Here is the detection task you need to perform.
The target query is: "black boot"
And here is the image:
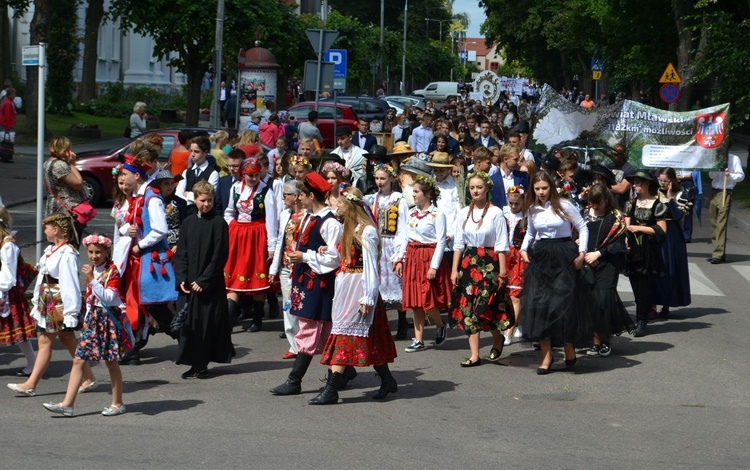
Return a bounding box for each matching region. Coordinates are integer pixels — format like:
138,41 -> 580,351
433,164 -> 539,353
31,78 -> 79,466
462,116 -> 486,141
270,353 -> 313,395
119,349 -> 141,366
267,292 -> 280,319
245,301 -> 264,332
308,371 -> 343,405
228,298 -> 240,326
372,364 -> 398,399
395,310 -> 408,340
633,320 -> 647,337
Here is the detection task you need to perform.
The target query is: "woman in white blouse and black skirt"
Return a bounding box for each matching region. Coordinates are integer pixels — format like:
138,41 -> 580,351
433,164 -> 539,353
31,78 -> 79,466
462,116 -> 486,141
520,171 -> 592,375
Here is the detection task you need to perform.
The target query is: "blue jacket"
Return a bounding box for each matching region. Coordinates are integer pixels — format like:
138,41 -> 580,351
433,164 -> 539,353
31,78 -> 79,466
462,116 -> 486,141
490,169 -> 530,207
217,175 -> 238,214
352,133 -> 377,152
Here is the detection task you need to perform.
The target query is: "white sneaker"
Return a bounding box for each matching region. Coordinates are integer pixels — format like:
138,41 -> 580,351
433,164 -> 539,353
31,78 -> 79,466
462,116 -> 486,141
404,339 -> 425,353
513,327 -> 523,338
503,335 -> 512,346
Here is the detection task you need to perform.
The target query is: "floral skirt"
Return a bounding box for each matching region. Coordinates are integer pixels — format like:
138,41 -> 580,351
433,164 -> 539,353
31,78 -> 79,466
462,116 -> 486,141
320,299 -> 397,367
450,246 -> 514,335
0,287 -> 36,347
402,242 -> 452,311
224,220 -> 270,293
75,305 -> 134,362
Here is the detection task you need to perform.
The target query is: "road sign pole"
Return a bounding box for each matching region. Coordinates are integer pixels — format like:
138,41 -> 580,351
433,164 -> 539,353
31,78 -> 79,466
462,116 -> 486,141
36,43 -> 46,260
314,31 -> 323,111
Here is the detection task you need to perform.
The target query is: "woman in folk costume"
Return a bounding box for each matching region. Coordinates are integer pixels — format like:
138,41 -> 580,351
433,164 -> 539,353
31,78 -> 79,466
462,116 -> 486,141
312,187 -> 398,405
118,153 -> 178,365
223,158 -> 278,333
364,163 -> 410,339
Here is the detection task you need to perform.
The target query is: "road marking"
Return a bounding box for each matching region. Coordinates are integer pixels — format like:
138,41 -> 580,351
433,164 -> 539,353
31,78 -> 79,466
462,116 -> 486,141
617,262 -> 725,297
732,265 -> 750,285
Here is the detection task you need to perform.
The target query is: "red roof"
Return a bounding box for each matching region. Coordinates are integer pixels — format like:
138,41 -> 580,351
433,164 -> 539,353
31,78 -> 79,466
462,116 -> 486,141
463,37 -> 493,56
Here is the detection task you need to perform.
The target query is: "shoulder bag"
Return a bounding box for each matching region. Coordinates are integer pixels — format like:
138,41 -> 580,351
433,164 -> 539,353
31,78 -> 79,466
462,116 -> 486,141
43,162 -> 97,226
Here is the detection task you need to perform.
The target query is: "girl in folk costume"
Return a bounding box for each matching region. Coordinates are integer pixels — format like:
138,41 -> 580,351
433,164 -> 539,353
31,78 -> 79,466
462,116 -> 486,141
502,186 -> 528,345
175,182 -> 235,379
118,154 -> 178,366
321,160 -> 351,210
150,169 -> 187,254
312,187 -> 398,405
364,163 -> 410,339
110,166 -> 132,275
450,171 -> 513,367
7,214 -> 96,396
394,176 -> 451,353
269,180 -> 306,359
0,205 -> 37,377
223,158 -> 278,332
290,154 -> 313,182
42,234 -> 132,417
583,185 -> 634,358
270,172 -> 343,397
520,171 -> 592,375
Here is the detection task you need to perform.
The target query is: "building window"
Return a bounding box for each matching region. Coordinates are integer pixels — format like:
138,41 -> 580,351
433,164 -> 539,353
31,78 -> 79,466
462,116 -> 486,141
490,62 -> 499,72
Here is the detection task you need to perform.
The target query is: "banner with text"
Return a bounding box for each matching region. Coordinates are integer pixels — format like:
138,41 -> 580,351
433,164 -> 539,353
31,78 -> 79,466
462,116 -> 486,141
532,85 -> 729,170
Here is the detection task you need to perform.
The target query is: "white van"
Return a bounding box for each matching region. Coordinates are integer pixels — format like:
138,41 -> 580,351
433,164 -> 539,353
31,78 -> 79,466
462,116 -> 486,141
412,82 -> 460,101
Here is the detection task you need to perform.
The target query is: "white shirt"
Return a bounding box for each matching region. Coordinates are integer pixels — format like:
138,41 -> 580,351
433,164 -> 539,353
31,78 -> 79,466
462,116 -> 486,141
223,180 -> 279,252
356,224 -> 380,306
86,263 -> 124,310
175,160 -> 220,204
500,167 -> 515,194
522,148 -> 535,162
0,241 -> 19,317
331,145 -> 367,189
118,183 -> 169,251
395,204 -> 447,270
709,153 -> 745,190
503,206 -> 524,246
31,244 -> 81,328
300,206 -> 343,275
411,125 -> 434,153
521,198 -> 588,252
453,205 -> 509,253
436,175 -> 459,239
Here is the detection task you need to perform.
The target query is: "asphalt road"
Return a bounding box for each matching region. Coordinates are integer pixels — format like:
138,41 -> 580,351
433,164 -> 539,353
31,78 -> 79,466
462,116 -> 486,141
1,192 -> 750,469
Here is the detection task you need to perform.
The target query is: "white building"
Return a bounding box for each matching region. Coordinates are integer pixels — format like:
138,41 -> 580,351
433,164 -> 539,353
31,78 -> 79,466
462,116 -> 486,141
6,2 -> 186,93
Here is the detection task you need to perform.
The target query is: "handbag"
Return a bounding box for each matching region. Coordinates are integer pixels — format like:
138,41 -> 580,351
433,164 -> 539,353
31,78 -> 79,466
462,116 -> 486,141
123,126 -> 132,138
0,132 -> 13,160
43,163 -> 98,226
170,299 -> 190,334
579,264 -> 595,286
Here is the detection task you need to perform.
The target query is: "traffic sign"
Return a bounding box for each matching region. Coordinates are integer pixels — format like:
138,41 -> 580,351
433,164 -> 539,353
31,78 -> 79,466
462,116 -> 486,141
306,29 -> 339,56
22,45 -> 40,66
304,60 -> 335,92
592,71 -> 602,81
591,58 -> 603,72
459,50 -> 468,63
238,48 -> 246,71
659,83 -> 681,104
325,49 -> 347,79
659,62 -> 682,83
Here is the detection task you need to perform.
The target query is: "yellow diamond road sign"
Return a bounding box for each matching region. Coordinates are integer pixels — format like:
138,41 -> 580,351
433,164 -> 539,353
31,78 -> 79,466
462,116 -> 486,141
659,63 -> 682,84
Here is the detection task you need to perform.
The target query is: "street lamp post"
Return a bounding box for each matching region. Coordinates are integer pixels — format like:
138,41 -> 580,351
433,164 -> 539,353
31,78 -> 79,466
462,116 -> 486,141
425,18 -> 454,46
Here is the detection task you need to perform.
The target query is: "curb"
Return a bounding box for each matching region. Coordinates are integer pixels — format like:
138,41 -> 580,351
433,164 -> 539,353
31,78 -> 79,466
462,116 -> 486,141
6,198 -> 39,209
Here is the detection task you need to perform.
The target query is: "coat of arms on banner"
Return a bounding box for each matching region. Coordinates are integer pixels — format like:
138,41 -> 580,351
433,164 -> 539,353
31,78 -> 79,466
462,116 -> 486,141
694,112 -> 726,149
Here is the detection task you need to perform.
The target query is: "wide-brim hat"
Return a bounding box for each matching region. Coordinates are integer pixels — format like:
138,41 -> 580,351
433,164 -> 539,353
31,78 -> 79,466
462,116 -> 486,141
426,151 -> 454,168
590,164 -> 616,187
541,156 -> 561,172
149,169 -> 181,185
389,142 -> 416,158
336,126 -> 352,137
364,144 -> 389,161
400,157 -> 433,178
512,120 -> 531,134
319,152 -> 346,167
625,169 -> 656,184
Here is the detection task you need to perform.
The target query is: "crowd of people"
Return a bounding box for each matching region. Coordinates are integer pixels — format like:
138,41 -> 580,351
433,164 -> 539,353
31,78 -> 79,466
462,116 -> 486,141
0,92 -> 745,415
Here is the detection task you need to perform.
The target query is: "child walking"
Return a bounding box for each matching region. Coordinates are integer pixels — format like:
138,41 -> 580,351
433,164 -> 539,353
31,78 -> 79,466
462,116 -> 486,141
42,234 -> 132,417
502,186 -> 527,345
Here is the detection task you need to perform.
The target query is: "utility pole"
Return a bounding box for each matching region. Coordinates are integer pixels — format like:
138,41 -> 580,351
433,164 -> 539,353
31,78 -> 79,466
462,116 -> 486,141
211,0 -> 225,129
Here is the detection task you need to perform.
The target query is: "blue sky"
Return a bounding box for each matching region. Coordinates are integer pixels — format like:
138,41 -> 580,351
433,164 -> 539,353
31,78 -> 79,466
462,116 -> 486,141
453,0 -> 484,38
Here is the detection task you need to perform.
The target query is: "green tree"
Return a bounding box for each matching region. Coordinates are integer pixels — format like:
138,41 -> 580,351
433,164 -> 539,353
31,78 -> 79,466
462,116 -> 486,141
46,0 -> 79,114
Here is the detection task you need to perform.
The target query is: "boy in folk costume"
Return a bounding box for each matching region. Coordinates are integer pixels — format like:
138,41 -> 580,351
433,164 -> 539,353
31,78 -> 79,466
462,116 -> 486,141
270,172 -> 345,396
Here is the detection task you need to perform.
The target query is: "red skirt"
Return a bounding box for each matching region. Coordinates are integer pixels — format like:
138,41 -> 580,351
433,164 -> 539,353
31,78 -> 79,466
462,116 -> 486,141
402,242 -> 452,310
224,220 -> 270,293
506,246 -> 527,299
0,287 -> 36,346
320,300 -> 397,367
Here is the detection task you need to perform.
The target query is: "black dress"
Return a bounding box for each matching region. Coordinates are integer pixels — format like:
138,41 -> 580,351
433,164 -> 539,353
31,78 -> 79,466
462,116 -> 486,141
174,210 -> 235,368
585,210 -> 634,338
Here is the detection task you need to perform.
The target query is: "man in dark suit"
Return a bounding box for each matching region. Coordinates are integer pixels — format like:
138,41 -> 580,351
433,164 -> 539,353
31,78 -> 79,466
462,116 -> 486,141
218,149 -> 245,214
427,118 -> 460,155
490,144 -> 530,207
352,118 -> 377,152
476,119 -> 500,149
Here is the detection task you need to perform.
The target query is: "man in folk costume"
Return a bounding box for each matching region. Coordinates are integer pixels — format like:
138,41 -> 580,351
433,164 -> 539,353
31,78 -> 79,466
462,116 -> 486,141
270,172 -> 346,396
119,155 -> 178,365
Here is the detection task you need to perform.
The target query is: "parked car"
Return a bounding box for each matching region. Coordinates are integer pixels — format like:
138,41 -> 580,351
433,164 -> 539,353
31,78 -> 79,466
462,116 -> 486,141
286,101 -> 359,149
320,96 -> 391,122
411,82 -> 461,101
384,100 -> 405,116
75,127 -> 214,205
384,95 -> 426,112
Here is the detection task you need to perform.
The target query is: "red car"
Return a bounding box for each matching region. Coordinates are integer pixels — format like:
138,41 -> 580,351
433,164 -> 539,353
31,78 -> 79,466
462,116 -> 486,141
286,101 -> 359,149
74,127 -> 214,205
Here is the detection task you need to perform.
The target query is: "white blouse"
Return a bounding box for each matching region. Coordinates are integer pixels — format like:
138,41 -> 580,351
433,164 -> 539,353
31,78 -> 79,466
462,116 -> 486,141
358,224 -> 380,306
0,241 -> 19,317
224,180 -> 279,252
86,264 -> 123,310
31,244 -> 81,328
118,183 -> 169,251
395,204 -> 447,270
436,176 -> 460,236
300,206 -> 343,275
453,205 -> 509,253
520,198 -> 588,252
503,206 -> 524,246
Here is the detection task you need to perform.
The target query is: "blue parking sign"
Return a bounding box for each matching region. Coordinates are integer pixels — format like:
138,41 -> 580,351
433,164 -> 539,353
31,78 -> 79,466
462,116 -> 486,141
325,49 -> 347,79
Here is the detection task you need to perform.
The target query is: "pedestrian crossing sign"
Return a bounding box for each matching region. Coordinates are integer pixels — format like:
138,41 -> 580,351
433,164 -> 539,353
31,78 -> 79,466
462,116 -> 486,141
659,63 -> 682,84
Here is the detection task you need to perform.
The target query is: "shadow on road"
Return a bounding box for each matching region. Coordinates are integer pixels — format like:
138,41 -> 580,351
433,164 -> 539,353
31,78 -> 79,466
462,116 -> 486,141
128,399 -> 204,415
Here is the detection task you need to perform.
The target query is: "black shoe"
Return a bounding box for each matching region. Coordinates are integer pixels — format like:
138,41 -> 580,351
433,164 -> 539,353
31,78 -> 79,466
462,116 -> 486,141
279,332 -> 287,339
659,306 -> 670,319
633,320 -> 647,337
460,358 -> 482,367
119,349 -> 141,365
536,356 -> 555,375
15,369 -> 31,377
245,323 -> 261,332
565,357 -> 577,370
709,257 -> 723,264
181,367 -> 208,379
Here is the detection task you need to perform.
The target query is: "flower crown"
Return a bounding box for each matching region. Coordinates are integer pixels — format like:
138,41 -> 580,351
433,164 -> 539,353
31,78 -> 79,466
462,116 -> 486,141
82,234 -> 112,247
467,170 -> 494,189
112,164 -> 123,177
321,161 -> 351,179
506,185 -> 525,195
372,163 -> 397,177
414,175 -> 441,199
342,188 -> 365,206
290,155 -> 311,168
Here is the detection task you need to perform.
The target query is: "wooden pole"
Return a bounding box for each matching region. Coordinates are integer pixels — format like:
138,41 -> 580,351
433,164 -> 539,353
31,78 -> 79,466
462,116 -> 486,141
722,171 -> 728,207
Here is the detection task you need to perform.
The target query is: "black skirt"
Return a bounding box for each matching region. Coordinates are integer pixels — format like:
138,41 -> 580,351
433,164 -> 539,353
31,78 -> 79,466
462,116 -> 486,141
521,238 -> 594,344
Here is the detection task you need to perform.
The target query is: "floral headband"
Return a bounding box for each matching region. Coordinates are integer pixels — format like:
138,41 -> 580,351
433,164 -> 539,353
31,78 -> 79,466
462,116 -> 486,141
342,187 -> 365,206
321,161 -> 351,179
414,175 -> 441,199
372,163 -> 397,177
289,155 -> 312,168
112,164 -> 123,177
82,234 -> 112,248
506,185 -> 525,195
468,170 -> 494,189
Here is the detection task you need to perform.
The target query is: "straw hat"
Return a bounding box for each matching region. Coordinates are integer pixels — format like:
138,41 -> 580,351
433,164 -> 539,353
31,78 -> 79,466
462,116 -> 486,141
389,142 -> 416,158
426,151 -> 454,168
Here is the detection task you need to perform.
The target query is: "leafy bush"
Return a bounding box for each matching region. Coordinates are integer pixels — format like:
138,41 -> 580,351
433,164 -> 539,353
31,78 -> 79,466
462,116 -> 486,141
73,81 -> 187,122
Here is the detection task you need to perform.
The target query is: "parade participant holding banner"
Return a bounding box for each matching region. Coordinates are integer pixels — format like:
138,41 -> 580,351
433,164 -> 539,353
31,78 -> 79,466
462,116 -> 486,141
708,154 -> 745,264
